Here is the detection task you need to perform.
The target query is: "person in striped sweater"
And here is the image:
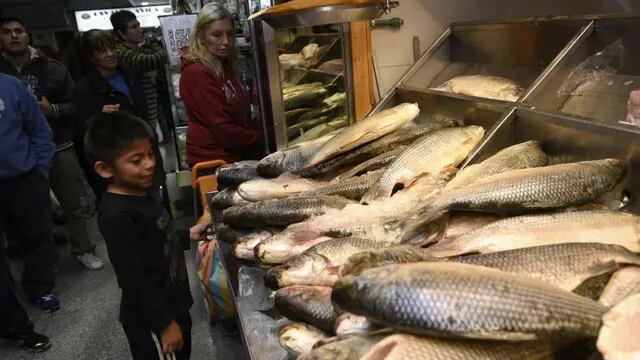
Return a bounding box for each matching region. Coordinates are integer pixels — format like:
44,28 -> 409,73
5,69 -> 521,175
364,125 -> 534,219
110,10 -> 168,142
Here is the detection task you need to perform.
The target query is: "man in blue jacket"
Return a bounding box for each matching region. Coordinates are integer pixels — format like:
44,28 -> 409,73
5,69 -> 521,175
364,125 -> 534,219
0,73 -> 55,352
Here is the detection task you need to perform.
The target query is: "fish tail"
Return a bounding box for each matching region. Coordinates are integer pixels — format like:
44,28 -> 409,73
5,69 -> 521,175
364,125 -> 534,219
360,180 -> 391,204
399,200 -> 446,243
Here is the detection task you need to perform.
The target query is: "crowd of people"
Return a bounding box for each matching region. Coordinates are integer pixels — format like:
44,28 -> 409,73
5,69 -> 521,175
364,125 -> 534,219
0,3 -> 262,359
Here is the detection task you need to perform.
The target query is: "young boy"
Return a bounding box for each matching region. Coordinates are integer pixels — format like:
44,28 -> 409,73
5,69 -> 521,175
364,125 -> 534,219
85,111 -> 193,359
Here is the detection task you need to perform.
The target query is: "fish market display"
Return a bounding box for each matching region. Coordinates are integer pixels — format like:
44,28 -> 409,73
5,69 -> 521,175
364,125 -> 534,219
400,159 -> 627,241
265,237 -> 393,288
233,228 -> 279,261
307,103 -> 420,166
334,313 -> 382,336
210,188 -> 251,209
238,173 -> 328,201
223,195 -> 353,228
427,210 -> 640,257
277,322 -> 329,357
443,140 -> 549,190
274,285 -> 339,332
360,334 -> 555,360
597,293 -> 640,360
599,266 -> 640,307
300,170 -> 382,200
434,75 -> 524,102
335,147 -> 405,181
257,133 -> 336,177
362,125 -> 485,202
333,262 -> 607,340
298,335 -> 383,360
210,98 -> 639,359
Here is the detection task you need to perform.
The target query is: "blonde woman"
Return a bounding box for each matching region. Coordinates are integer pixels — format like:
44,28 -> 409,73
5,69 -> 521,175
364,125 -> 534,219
179,3 -> 262,167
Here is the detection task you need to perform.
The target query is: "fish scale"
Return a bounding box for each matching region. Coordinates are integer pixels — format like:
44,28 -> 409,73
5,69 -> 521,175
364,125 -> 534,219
275,285 -> 339,332
333,262 -> 606,340
301,171 -> 382,200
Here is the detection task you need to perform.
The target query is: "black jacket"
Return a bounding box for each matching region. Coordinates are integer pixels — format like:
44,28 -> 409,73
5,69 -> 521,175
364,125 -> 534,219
74,65 -> 149,138
0,48 -> 76,150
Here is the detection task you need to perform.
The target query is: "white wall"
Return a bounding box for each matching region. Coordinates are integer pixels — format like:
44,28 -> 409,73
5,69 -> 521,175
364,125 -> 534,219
371,0 -> 605,94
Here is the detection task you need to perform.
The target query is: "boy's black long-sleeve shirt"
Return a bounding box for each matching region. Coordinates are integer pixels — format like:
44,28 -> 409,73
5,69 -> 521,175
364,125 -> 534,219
98,192 -> 192,334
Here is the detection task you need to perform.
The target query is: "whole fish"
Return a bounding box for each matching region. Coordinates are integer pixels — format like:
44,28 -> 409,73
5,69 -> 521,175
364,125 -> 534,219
307,103 -> 420,166
233,228 -> 280,261
453,243 -> 640,292
257,133 -> 336,177
597,293 -> 640,360
238,173 -> 328,201
210,188 -> 251,209
266,176 -> 445,254
332,262 -> 607,340
265,238 -> 393,288
362,126 -> 485,203
334,147 -> 405,181
334,313 -> 382,336
298,335 -> 383,360
216,162 -> 262,189
284,86 -> 328,110
427,210 -> 640,257
599,266 -> 640,307
444,140 -> 549,190
223,195 -> 354,228
301,171 -> 383,201
435,75 -> 523,102
289,117 -> 348,146
340,245 -> 439,277
400,159 -> 627,242
360,334 -> 554,360
277,322 -> 329,357
274,285 -> 339,332
287,115 -> 333,139
297,119 -> 457,178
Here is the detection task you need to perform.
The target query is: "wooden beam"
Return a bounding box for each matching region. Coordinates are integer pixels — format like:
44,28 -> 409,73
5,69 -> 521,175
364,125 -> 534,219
350,20 -> 374,120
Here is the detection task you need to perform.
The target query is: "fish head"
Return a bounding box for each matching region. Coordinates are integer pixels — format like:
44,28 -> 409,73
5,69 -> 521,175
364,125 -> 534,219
277,323 -> 325,356
255,232 -> 296,265
334,313 -> 377,335
463,125 -> 486,142
597,158 -> 628,181
275,285 -> 332,309
266,253 -> 335,287
499,84 -> 524,101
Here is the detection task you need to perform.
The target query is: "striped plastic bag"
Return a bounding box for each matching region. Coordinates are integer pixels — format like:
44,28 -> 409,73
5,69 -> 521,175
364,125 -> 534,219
196,239 -> 236,322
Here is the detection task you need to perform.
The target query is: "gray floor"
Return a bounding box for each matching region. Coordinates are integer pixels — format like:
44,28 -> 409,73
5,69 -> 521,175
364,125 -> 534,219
0,217 -> 245,360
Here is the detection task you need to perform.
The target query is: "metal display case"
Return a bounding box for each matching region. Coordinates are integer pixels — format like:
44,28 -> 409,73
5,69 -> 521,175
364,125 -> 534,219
251,13 -> 359,151
524,17 -> 640,133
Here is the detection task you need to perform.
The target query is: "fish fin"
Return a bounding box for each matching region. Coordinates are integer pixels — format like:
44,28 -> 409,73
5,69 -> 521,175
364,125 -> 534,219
399,199 -> 447,243
360,181 -> 391,205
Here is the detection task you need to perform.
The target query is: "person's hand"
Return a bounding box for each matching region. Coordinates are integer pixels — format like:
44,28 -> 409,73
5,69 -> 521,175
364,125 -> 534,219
160,320 -> 183,354
190,210 -> 213,242
102,104 -> 120,113
38,96 -> 54,118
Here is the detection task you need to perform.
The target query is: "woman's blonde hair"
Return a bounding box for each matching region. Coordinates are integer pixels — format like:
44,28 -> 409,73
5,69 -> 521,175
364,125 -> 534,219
185,3 -> 235,80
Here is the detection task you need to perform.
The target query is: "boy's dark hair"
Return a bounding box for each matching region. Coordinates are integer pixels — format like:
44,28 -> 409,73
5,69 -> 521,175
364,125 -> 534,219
84,111 -> 154,167
110,10 -> 137,39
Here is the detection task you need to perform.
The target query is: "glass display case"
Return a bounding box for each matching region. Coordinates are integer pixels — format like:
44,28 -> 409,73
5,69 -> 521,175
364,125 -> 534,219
251,10 -> 361,150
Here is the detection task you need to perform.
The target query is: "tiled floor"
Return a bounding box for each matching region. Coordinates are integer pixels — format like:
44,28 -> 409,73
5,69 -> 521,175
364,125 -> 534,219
0,217 -> 245,360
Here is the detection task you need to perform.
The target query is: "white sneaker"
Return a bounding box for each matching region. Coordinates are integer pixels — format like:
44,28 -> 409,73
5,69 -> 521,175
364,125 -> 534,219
76,253 -> 104,271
